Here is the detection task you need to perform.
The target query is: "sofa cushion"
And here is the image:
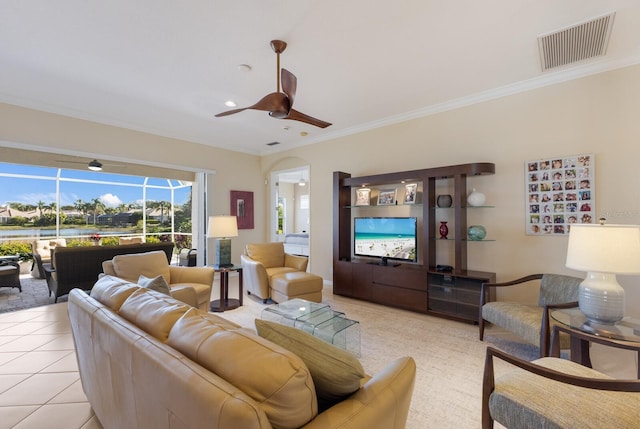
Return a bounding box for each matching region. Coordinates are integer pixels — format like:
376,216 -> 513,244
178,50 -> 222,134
246,242 -> 285,269
90,275 -> 141,311
119,288 -> 191,342
138,274 -> 171,296
168,310 -> 317,429
255,319 -> 366,409
111,250 -> 171,283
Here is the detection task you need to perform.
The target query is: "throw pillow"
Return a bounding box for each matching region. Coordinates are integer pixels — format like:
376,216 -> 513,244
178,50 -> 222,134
255,319 -> 366,410
138,274 -> 171,296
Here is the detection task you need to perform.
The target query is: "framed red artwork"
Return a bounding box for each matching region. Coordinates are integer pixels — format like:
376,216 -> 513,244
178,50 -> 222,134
230,190 -> 254,229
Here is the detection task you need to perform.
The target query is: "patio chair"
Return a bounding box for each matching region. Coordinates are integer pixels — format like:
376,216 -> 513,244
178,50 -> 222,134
0,260 -> 22,292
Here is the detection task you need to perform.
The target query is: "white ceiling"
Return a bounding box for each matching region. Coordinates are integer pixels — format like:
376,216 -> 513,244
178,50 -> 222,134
1,1 -> 639,156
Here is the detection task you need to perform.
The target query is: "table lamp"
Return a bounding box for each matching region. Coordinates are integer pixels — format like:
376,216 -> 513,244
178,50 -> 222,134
208,215 -> 238,268
565,222 -> 640,324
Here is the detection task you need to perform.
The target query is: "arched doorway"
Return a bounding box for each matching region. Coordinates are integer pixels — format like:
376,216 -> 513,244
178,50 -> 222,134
270,166 -> 310,257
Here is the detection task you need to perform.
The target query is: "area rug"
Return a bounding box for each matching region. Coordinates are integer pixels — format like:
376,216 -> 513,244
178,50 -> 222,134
220,285 -> 535,429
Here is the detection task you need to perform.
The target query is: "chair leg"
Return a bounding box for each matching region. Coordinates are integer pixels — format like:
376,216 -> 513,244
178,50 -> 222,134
479,317 -> 485,341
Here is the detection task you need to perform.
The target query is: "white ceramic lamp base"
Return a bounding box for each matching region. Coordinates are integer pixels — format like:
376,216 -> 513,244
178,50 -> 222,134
578,272 -> 625,325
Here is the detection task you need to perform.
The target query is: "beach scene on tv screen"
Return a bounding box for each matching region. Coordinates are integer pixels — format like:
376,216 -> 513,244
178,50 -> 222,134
354,217 -> 416,261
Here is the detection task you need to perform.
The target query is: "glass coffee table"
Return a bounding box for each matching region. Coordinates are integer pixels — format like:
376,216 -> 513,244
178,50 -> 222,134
262,298 -> 361,356
551,308 -> 640,376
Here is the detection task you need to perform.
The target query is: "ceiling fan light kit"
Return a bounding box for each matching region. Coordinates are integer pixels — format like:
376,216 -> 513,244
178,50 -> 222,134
215,40 -> 331,128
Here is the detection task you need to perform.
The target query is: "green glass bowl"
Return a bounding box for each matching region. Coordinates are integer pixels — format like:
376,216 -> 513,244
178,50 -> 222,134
467,225 -> 487,241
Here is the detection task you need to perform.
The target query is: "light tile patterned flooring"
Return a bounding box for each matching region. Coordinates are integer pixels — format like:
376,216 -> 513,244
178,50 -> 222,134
0,302 -> 102,429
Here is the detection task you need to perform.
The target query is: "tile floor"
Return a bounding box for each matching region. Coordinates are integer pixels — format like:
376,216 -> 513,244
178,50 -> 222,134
0,302 -> 102,429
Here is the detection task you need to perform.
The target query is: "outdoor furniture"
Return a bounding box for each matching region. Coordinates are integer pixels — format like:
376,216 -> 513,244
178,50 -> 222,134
178,248 -> 197,266
30,238 -> 67,278
0,260 -> 21,292
479,273 -> 581,357
43,242 -> 175,302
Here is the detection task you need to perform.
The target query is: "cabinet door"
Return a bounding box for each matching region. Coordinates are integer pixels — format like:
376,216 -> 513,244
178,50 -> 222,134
333,261 -> 353,296
352,263 -> 373,300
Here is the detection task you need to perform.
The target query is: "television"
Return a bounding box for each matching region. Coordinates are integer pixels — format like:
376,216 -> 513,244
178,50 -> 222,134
354,217 -> 417,262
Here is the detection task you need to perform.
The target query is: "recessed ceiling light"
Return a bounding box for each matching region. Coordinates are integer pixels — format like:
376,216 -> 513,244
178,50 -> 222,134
224,100 -> 237,107
300,131 -> 308,137
237,64 -> 252,72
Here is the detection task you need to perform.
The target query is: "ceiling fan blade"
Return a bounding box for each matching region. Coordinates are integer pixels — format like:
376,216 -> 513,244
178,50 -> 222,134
214,107 -> 251,118
215,92 -> 290,118
284,109 -> 332,128
281,68 -> 297,109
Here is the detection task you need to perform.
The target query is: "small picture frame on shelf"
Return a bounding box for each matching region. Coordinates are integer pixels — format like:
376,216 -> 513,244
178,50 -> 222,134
403,183 -> 417,204
377,189 -> 397,205
355,188 -> 371,206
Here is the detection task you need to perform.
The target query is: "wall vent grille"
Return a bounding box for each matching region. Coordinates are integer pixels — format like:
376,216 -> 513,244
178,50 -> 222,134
538,12 -> 615,71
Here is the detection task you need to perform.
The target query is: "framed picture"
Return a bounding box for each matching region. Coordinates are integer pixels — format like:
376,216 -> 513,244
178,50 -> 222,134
377,189 -> 397,206
525,153 -> 594,235
355,188 -> 371,206
403,183 -> 417,204
230,190 -> 254,229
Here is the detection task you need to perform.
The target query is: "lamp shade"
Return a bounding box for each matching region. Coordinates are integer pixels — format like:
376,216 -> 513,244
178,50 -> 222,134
566,223 -> 640,324
566,224 -> 640,274
208,216 -> 238,238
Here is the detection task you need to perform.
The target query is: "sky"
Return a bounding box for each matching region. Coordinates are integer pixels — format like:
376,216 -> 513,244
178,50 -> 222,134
0,163 -> 192,208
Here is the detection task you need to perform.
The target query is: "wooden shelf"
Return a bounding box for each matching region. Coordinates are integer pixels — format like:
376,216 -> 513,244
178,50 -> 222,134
333,163 -> 496,323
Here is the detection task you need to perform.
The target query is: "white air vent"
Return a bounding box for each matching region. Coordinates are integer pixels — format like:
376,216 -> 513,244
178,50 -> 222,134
538,12 -> 615,71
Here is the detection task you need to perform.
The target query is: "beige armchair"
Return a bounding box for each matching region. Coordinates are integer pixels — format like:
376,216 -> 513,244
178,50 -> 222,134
102,250 -> 214,310
240,242 -> 309,303
479,273 -> 582,357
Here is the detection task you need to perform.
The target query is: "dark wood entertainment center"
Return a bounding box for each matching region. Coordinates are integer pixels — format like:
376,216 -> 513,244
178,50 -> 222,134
333,163 -> 496,323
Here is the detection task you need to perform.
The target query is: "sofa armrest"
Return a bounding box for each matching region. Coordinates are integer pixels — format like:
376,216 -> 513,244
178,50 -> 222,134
169,266 -> 215,285
102,260 -> 117,276
285,253 -> 308,272
301,357 -> 416,429
169,285 -> 199,308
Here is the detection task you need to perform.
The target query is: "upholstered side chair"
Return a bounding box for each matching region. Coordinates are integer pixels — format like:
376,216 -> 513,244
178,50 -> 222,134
479,273 -> 582,357
482,325 -> 640,429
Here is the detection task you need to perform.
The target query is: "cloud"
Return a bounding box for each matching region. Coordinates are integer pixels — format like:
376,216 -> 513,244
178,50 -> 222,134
99,193 -> 123,207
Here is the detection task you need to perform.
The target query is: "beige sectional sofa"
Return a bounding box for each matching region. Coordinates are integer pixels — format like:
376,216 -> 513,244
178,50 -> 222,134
68,275 -> 416,429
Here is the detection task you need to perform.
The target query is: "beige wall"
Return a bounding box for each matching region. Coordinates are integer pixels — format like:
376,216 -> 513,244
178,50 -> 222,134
262,64 -> 640,316
3,64 -> 640,315
0,103 -> 264,266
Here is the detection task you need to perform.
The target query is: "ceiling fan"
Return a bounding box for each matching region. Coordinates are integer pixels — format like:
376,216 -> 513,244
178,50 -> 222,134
215,40 -> 332,129
56,159 -> 124,171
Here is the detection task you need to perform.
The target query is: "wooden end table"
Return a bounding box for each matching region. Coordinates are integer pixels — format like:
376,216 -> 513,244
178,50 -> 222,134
209,265 -> 243,312
551,307 -> 640,378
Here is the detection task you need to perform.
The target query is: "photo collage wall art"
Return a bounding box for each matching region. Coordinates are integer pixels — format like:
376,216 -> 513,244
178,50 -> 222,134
525,154 -> 595,235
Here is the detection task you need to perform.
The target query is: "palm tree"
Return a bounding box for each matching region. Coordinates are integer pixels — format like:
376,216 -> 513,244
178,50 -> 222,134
36,200 -> 45,216
91,198 -> 105,225
75,199 -> 88,224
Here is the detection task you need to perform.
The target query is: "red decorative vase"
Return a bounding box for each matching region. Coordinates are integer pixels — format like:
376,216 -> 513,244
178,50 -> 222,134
439,221 -> 449,239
